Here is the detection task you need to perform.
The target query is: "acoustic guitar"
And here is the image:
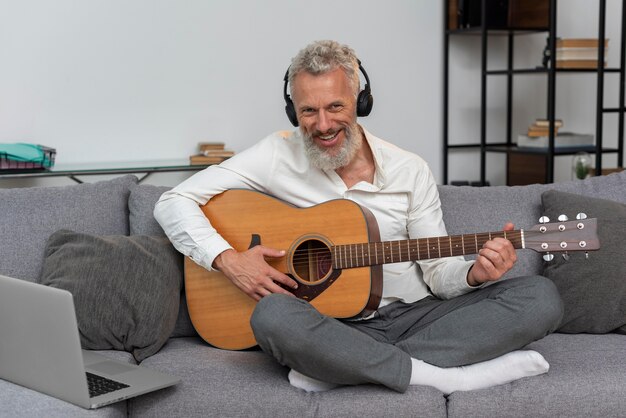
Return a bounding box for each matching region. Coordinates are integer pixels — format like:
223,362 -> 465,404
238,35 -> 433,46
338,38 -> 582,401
184,189 -> 600,350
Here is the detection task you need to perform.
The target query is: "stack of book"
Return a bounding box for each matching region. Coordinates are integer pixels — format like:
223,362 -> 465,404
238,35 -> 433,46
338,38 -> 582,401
189,142 -> 235,165
555,38 -> 609,69
518,119 -> 594,149
527,119 -> 563,137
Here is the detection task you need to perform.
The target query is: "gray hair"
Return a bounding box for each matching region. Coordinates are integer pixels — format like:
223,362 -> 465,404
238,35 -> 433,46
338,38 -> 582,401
288,40 -> 360,97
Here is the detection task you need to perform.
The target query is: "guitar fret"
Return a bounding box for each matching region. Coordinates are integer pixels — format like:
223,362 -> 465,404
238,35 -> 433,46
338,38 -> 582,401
360,243 -> 365,267
332,229 -> 530,270
349,245 -> 353,268
375,242 -> 379,265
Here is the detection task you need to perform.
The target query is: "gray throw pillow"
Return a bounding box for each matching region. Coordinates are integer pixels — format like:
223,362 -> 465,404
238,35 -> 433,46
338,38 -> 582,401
40,230 -> 183,362
128,183 -> 198,338
541,190 -> 626,333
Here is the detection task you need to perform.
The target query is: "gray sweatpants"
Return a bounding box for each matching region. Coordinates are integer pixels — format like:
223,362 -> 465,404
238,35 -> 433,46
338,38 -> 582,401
250,275 -> 563,392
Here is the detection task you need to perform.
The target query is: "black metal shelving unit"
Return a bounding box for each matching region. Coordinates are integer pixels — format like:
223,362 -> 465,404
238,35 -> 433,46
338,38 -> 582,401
443,0 -> 625,185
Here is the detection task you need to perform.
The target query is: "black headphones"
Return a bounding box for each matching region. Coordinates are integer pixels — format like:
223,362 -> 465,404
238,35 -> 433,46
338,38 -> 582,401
283,60 -> 374,127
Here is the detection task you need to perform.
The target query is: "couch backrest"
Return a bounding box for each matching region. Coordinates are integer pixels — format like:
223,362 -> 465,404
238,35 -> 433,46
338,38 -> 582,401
0,175 -> 137,281
438,170 -> 626,278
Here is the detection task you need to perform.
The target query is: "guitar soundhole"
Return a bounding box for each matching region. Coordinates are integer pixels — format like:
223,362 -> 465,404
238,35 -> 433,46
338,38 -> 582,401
292,239 -> 332,283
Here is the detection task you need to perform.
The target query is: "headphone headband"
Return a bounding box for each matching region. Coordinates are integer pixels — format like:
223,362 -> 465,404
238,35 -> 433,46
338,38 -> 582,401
283,61 -> 374,127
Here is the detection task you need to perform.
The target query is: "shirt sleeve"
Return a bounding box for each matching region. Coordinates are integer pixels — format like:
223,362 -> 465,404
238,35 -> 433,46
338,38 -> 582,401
153,135 -> 278,271
406,165 -> 477,300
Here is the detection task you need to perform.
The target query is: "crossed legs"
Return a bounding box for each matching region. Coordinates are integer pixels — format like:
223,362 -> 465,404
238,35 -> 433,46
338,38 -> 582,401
250,275 -> 563,393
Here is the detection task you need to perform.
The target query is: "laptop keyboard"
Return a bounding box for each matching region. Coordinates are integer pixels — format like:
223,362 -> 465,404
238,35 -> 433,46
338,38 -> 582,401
86,372 -> 130,397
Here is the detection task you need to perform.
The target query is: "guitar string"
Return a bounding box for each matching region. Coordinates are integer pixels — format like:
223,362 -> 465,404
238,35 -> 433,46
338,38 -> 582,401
288,234 -> 582,268
287,232 -> 524,257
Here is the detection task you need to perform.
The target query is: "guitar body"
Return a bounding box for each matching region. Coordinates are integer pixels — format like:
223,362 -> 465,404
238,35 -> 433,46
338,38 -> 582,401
185,189 -> 382,350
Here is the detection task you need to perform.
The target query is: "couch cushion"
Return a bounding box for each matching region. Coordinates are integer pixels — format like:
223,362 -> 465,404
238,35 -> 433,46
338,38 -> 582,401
131,337 -> 447,417
437,170 -> 626,279
128,183 -> 170,236
129,183 -> 197,338
541,190 -> 626,333
40,230 -> 182,362
438,182 -> 550,278
447,333 -> 626,417
0,175 -> 137,282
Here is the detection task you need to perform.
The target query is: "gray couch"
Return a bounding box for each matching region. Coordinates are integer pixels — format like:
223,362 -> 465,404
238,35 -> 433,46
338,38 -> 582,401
1,171 -> 625,417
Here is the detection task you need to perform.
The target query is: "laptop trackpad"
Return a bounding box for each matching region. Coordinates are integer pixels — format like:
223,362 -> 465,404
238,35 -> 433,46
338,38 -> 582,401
89,361 -> 135,376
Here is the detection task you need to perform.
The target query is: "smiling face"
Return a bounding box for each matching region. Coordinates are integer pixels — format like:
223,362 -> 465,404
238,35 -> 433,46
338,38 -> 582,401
291,67 -> 362,170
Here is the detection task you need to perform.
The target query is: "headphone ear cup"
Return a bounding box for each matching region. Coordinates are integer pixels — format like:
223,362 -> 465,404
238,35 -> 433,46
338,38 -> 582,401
356,88 -> 374,117
285,97 -> 299,127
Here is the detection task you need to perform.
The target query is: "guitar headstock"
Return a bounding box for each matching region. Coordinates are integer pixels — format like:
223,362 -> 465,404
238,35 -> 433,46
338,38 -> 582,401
524,215 -> 600,260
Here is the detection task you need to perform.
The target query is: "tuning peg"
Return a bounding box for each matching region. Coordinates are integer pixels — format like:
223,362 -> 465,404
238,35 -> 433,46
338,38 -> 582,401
576,213 -> 588,220
539,216 -> 550,224
562,252 -> 570,261
558,214 -> 569,222
543,253 -> 554,262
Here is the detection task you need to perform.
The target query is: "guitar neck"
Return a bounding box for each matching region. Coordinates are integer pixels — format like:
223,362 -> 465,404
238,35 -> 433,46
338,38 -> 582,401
332,230 -> 524,269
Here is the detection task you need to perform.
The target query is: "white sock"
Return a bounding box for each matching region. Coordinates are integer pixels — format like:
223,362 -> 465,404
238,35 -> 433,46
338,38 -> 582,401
410,350 -> 549,395
288,369 -> 340,392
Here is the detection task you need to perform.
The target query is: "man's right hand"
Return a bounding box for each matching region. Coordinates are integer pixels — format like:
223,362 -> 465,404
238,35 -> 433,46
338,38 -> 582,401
212,247 -> 298,301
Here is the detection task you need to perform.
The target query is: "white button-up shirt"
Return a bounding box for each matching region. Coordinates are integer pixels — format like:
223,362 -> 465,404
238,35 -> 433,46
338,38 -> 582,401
154,128 -> 475,309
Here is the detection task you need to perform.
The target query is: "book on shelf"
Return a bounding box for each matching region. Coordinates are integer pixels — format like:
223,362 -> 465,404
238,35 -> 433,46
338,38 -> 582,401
189,154 -> 229,165
198,142 -> 226,152
527,127 -> 559,137
527,119 -> 562,137
556,48 -> 609,61
191,141 -> 235,165
534,119 -> 563,128
555,38 -> 609,49
517,132 -> 594,149
556,59 -> 607,69
554,38 -> 609,69
201,149 -> 235,158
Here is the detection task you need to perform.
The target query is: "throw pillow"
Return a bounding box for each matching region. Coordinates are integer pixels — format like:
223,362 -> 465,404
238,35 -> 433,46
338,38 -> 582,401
40,230 -> 183,362
128,183 -> 198,338
541,190 -> 626,333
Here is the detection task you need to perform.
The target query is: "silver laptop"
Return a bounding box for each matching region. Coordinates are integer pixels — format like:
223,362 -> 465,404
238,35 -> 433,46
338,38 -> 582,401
0,274 -> 181,409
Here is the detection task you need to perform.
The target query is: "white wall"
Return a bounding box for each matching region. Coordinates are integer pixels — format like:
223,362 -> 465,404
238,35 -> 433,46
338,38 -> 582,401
0,0 -> 440,187
1,0 -> 623,188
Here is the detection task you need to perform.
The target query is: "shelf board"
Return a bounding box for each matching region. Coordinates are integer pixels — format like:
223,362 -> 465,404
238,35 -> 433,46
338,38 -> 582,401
485,145 -> 620,155
486,67 -> 622,75
447,142 -> 510,149
447,27 -> 548,35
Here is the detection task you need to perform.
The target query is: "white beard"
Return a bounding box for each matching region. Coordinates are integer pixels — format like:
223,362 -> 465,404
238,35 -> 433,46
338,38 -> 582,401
302,123 -> 362,171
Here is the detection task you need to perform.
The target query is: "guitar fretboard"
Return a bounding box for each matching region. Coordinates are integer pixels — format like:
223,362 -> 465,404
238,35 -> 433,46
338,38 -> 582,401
332,230 -> 524,270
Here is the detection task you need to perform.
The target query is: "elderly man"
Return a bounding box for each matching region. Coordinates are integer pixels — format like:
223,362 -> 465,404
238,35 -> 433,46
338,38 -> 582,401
154,40 -> 563,394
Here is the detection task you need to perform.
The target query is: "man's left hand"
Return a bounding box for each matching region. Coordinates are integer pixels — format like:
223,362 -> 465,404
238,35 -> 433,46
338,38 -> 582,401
466,222 -> 517,287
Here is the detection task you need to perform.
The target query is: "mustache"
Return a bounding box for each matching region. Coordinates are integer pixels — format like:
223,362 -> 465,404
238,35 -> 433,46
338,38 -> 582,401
311,128 -> 340,137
